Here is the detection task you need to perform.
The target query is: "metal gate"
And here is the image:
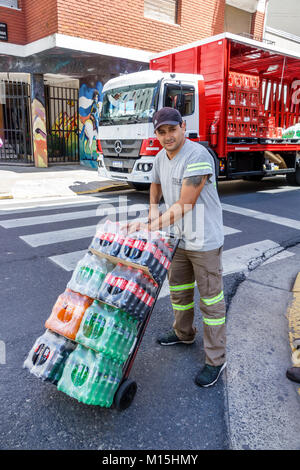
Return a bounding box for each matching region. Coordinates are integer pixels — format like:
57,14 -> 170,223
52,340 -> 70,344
45,85 -> 79,163
0,80 -> 33,165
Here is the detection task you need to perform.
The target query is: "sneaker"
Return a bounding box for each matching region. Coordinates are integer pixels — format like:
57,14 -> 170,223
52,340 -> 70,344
157,330 -> 195,346
195,362 -> 227,387
286,367 -> 300,384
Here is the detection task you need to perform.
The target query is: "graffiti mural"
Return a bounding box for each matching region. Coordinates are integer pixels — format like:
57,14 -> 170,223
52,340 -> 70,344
79,80 -> 103,168
31,74 -> 48,167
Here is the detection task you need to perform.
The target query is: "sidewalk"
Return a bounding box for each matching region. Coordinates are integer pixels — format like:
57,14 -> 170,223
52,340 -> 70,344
0,164 -> 130,199
226,243 -> 300,450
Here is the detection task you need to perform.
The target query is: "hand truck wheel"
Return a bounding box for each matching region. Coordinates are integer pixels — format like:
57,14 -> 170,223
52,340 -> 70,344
114,378 -> 137,411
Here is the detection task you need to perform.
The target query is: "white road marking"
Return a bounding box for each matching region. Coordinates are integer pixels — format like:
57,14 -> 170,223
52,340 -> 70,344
222,240 -> 282,275
258,186 -> 300,194
222,203 -> 300,231
49,250 -> 87,272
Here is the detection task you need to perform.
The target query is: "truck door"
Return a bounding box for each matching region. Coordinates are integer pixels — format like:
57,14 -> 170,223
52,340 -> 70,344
163,83 -> 198,137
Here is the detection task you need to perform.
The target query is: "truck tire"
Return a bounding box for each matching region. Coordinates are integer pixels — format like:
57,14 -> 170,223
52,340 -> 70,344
286,172 -> 297,185
286,165 -> 300,186
129,182 -> 150,191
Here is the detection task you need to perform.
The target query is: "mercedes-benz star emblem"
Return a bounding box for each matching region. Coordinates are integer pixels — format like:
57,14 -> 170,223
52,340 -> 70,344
114,140 -> 122,155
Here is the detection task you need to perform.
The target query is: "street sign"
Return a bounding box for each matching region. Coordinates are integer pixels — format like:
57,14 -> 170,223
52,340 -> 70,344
0,23 -> 8,41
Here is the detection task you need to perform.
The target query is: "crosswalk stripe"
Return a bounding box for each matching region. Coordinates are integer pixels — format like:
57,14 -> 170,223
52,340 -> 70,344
222,203 -> 300,231
20,214 -> 149,248
20,221 -> 239,248
0,209 -> 99,228
20,225 -> 97,247
0,197 -> 132,219
222,239 -> 283,275
49,250 -> 87,272
0,202 -> 149,229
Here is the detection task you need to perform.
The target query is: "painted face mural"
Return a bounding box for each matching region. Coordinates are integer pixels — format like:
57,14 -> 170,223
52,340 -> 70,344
79,81 -> 103,168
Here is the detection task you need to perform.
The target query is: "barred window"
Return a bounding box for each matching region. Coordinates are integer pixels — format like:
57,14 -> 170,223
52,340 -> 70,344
0,1 -> 19,8
144,0 -> 178,25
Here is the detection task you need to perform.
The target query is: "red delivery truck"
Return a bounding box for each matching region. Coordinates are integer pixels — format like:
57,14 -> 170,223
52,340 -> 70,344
97,32 -> 300,189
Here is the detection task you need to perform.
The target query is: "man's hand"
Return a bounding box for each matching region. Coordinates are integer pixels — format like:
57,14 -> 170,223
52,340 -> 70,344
121,220 -> 149,234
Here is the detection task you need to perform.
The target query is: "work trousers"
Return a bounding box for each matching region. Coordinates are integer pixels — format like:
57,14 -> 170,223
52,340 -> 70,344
168,246 -> 226,367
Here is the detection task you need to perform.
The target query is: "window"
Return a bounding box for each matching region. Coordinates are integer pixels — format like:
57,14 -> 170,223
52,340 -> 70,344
144,0 -> 178,25
164,84 -> 195,116
0,1 -> 19,8
224,5 -> 252,35
100,82 -> 160,126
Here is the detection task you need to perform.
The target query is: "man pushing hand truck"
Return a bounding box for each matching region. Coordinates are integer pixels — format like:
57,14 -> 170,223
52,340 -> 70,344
128,107 -> 226,387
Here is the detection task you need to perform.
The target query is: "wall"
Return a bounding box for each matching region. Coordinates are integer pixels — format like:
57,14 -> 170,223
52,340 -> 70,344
56,0 -> 226,53
266,0 -> 300,38
23,0 -> 58,44
2,0 -> 226,52
0,0 -> 26,44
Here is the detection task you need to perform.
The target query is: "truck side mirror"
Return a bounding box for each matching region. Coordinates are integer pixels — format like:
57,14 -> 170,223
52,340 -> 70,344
175,93 -> 185,115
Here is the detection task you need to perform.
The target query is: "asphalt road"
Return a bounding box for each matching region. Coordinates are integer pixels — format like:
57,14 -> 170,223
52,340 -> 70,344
0,176 -> 299,450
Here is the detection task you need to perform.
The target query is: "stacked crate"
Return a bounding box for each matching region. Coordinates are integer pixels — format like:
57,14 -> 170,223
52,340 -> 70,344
227,72 -> 262,139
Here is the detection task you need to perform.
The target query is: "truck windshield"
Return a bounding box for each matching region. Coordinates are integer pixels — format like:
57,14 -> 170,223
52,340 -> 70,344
100,82 -> 159,125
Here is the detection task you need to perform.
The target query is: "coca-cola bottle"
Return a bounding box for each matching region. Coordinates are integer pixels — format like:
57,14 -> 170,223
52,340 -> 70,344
138,275 -> 156,321
109,264 -> 129,308
118,236 -> 136,260
108,232 -> 125,257
98,270 -> 118,305
119,268 -> 143,314
130,237 -> 147,261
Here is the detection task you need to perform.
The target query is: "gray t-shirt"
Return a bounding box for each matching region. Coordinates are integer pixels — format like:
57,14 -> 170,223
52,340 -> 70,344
151,139 -> 224,251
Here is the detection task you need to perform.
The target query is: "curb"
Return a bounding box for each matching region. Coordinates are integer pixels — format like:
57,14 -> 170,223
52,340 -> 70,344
74,183 -> 131,195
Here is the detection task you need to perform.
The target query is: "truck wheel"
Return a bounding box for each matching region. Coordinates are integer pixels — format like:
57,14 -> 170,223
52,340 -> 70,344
129,182 -> 150,191
295,166 -> 300,185
286,173 -> 297,185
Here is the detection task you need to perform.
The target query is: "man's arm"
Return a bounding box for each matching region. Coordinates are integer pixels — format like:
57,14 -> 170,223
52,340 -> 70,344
149,182 -> 163,222
148,175 -> 207,231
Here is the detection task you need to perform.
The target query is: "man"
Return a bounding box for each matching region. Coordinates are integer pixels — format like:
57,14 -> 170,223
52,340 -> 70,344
129,107 -> 226,387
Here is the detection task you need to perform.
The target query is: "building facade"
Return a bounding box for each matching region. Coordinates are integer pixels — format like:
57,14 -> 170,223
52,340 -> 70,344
0,0 -> 268,167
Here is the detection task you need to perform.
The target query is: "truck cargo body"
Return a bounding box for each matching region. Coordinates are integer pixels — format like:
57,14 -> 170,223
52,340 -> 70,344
97,33 -> 300,186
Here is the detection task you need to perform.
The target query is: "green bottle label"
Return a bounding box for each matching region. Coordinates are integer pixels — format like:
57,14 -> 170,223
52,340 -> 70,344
71,364 -> 89,387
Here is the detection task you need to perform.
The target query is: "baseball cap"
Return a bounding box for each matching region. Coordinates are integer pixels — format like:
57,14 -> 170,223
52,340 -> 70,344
153,107 -> 183,131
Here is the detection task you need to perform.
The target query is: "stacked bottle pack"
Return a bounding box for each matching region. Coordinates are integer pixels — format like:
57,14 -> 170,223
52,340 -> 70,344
89,220 -> 175,284
23,222 -> 176,407
227,71 -> 284,140
227,71 -> 263,139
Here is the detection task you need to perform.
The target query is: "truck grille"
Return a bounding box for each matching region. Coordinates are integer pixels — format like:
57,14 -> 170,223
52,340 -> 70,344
104,157 -> 136,173
101,139 -> 142,159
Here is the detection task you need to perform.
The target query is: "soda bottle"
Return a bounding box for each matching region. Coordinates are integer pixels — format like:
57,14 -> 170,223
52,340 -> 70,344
140,238 -> 157,269
75,300 -> 107,349
98,270 -> 118,305
23,329 -> 76,384
130,237 -> 147,261
108,232 -> 125,257
118,267 -> 141,314
97,306 -> 138,363
118,235 -> 136,260
110,264 -> 130,308
57,345 -> 122,407
86,258 -> 114,299
45,289 -> 93,340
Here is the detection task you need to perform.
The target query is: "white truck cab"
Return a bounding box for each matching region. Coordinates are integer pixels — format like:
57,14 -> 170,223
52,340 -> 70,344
97,70 -> 205,189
